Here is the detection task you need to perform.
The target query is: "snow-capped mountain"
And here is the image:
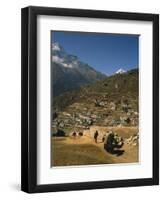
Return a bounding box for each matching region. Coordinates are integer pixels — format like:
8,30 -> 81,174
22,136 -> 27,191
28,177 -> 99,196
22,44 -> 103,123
52,43 -> 79,69
52,42 -> 63,51
115,68 -> 126,74
52,42 -> 106,97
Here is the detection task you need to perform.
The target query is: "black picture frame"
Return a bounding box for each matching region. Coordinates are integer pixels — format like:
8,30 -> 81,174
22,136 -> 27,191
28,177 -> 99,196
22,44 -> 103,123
21,6 -> 159,193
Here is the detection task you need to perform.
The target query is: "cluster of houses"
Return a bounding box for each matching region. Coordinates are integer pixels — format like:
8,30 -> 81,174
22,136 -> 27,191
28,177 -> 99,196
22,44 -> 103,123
52,97 -> 139,133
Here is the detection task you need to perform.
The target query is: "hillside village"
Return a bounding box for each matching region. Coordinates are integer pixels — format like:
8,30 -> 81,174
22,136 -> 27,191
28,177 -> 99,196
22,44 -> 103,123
52,69 -> 139,136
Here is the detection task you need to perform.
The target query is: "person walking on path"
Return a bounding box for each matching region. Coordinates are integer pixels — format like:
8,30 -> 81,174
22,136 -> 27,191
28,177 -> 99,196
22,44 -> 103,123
94,130 -> 99,143
102,134 -> 106,143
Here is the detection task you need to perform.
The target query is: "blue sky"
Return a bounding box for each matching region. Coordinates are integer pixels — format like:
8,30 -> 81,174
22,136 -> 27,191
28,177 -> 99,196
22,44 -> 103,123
51,31 -> 139,75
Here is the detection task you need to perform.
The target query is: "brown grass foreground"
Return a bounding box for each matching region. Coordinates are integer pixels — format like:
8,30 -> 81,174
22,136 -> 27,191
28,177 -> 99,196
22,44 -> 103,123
51,126 -> 139,167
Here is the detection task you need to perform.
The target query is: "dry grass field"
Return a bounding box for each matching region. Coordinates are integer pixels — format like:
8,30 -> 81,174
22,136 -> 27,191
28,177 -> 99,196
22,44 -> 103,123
51,126 -> 139,167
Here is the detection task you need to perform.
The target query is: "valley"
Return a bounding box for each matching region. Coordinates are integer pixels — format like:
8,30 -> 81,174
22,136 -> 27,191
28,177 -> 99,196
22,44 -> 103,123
51,41 -> 139,167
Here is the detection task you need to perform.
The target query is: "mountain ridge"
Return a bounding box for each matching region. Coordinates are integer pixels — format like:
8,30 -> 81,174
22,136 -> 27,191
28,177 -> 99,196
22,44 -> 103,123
52,42 -> 107,97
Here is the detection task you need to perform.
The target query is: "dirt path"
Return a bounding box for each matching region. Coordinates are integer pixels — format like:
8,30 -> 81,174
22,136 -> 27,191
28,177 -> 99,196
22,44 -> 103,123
55,134 -> 139,164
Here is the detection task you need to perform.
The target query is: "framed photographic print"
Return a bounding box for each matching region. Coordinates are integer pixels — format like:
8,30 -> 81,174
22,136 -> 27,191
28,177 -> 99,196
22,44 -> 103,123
21,6 -> 159,193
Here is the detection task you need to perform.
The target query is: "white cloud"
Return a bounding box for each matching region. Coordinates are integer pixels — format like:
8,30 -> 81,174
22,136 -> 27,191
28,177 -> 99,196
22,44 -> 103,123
62,63 -> 73,68
52,55 -> 64,63
52,55 -> 74,68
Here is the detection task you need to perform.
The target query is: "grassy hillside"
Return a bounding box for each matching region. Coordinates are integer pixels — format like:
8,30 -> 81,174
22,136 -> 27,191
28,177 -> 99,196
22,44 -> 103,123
53,69 -> 138,110
52,69 -> 139,135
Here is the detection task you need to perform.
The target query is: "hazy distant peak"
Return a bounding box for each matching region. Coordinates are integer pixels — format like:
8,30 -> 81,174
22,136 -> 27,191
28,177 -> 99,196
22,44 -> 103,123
115,68 -> 126,74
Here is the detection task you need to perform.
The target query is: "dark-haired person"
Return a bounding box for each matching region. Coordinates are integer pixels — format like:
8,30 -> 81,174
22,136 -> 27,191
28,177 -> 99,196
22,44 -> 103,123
72,131 -> 77,137
94,130 -> 99,143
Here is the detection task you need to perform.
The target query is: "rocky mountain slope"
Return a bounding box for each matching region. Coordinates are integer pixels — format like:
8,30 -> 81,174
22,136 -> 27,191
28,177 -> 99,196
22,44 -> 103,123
52,42 -> 106,97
